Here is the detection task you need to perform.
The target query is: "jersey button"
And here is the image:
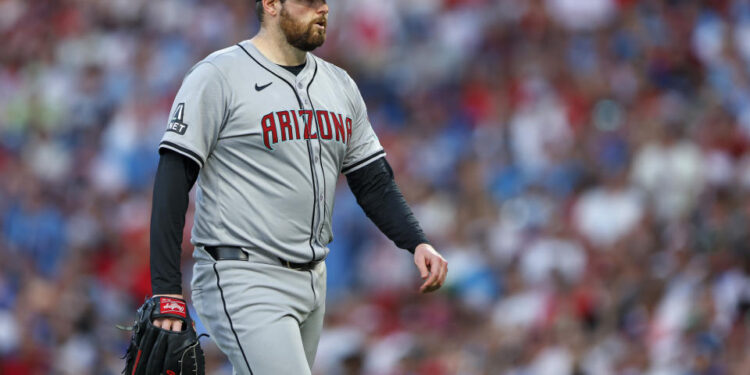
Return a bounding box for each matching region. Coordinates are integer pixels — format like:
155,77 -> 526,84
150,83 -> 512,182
297,82 -> 304,89
319,194 -> 324,201
314,156 -> 319,163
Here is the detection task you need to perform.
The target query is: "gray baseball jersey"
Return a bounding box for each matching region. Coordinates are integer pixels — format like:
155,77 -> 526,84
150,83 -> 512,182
160,40 -> 384,263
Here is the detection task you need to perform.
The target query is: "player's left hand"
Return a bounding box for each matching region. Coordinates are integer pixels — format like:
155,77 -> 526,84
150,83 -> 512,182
414,243 -> 448,293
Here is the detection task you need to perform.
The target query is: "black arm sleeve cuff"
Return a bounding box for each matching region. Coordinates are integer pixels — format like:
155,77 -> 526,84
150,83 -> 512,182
150,149 -> 200,295
346,157 -> 429,253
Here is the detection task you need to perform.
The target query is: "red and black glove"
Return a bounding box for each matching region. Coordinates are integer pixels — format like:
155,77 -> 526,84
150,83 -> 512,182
119,296 -> 206,375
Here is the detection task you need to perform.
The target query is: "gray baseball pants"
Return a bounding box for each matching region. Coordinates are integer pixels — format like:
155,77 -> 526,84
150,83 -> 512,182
190,246 -> 326,375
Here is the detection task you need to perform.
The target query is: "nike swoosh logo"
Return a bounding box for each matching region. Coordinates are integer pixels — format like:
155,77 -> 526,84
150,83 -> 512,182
255,82 -> 272,91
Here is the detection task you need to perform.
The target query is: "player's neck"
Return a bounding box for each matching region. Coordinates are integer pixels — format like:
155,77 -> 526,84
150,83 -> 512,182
251,30 -> 307,66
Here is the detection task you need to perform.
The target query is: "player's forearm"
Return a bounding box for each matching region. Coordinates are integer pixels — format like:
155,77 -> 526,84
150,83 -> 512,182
150,150 -> 200,295
346,158 -> 429,253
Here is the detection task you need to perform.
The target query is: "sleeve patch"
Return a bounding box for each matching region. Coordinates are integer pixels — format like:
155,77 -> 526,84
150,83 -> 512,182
166,103 -> 189,135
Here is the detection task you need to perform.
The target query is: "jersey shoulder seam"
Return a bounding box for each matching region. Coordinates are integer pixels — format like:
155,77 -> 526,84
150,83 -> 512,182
199,61 -> 232,94
199,44 -> 243,83
309,55 -> 360,112
202,60 -> 234,136
310,54 -> 351,83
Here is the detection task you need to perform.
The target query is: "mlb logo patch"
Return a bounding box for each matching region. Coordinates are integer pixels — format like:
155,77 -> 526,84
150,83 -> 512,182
167,103 -> 189,135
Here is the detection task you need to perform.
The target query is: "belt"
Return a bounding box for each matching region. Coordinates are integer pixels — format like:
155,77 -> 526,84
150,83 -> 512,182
204,246 -> 323,271
205,246 -> 249,261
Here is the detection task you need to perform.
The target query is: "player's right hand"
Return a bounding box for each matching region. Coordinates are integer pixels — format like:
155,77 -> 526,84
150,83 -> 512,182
151,294 -> 185,331
414,244 -> 448,293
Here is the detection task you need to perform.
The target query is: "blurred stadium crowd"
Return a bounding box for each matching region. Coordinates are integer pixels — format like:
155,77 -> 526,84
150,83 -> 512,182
1,0 -> 750,374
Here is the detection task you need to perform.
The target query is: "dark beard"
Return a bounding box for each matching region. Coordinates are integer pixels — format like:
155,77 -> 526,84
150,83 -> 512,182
280,7 -> 326,51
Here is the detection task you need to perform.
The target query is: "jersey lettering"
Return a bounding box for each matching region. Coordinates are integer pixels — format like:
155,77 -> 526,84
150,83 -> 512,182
261,110 -> 352,150
278,111 -> 293,141
331,112 -> 346,143
300,110 -> 316,140
290,110 -> 302,139
317,110 -> 333,140
261,113 -> 278,150
345,117 -> 353,141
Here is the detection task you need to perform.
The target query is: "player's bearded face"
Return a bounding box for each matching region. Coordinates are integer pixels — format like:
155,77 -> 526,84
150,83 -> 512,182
279,5 -> 326,51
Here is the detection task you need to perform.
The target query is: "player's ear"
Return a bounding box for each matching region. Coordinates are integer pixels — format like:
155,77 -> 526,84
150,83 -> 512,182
261,0 -> 283,18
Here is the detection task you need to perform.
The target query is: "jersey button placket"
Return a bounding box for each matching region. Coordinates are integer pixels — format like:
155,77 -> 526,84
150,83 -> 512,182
301,75 -> 325,245
297,81 -> 307,106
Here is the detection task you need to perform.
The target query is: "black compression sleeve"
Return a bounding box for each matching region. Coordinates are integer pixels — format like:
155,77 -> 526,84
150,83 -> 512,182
150,150 -> 200,295
346,158 -> 429,253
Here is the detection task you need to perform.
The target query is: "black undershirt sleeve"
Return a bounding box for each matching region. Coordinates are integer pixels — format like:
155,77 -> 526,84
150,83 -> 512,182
346,157 -> 429,253
150,149 -> 200,295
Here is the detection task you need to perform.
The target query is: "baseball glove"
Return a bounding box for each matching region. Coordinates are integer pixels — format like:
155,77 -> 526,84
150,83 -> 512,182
118,296 -> 207,375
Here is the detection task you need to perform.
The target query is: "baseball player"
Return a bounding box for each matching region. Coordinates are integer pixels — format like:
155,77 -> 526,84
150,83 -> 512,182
148,0 -> 448,374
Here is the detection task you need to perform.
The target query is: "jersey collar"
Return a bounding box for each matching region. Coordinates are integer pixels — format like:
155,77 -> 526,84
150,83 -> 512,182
239,40 -> 317,86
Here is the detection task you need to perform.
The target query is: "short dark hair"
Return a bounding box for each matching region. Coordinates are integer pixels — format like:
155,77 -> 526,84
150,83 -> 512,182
256,0 -> 286,24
